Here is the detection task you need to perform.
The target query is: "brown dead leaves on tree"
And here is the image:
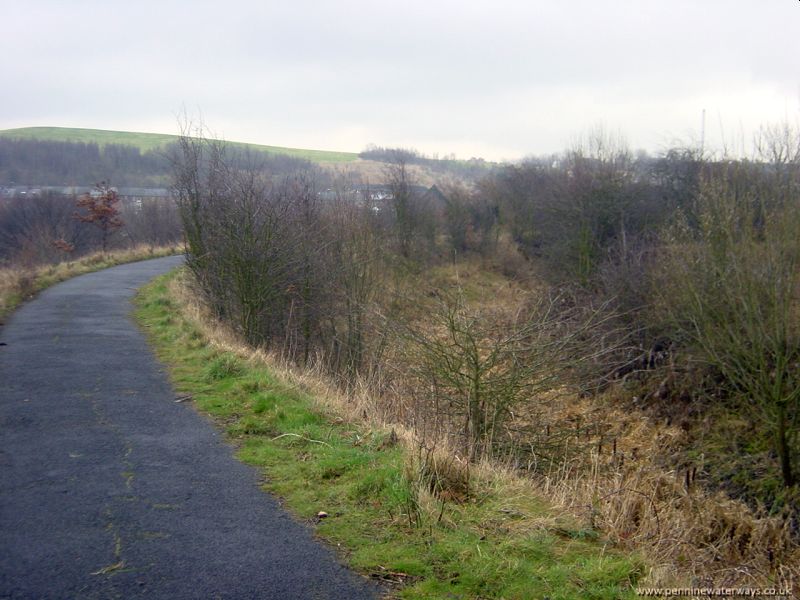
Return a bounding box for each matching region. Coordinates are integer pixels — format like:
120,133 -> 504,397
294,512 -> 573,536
74,182 -> 123,253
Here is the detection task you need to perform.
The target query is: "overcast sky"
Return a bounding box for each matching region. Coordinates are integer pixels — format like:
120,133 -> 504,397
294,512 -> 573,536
2,0 -> 798,160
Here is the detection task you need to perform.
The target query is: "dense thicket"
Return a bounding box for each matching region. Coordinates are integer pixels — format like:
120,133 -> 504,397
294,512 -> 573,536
0,191 -> 182,265
174,135 -> 388,382
479,129 -> 800,506
0,193 -> 98,263
177,126 -> 800,515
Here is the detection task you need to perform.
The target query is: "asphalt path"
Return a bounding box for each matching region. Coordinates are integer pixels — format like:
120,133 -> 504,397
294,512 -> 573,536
0,256 -> 379,599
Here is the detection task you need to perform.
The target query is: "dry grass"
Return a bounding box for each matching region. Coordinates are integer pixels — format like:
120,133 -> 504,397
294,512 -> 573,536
166,271 -> 598,539
142,271 -> 645,598
320,158 -> 482,188
167,271 -> 385,426
168,266 -> 798,596
0,244 -> 181,319
521,390 -> 800,594
414,255 -> 800,593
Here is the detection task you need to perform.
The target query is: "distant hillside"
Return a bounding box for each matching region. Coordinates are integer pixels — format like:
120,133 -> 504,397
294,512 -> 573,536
0,127 -> 358,164
0,127 -> 495,189
0,135 -> 315,187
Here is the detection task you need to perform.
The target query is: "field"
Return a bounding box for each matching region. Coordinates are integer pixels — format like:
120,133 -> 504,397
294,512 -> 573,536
0,126 -> 359,164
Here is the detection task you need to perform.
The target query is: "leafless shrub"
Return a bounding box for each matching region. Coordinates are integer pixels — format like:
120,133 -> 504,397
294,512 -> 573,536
391,286 -> 628,462
384,153 -> 437,260
654,163 -> 800,489
0,192 -> 96,265
171,126 -> 386,382
120,198 -> 181,248
439,181 -> 498,256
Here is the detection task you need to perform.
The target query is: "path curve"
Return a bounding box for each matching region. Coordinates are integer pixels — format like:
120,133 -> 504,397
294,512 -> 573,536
0,256 -> 378,600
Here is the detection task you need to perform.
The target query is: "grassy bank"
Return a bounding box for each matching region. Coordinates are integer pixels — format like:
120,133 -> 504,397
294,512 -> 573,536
134,268 -> 643,599
0,127 -> 359,163
0,245 -> 180,320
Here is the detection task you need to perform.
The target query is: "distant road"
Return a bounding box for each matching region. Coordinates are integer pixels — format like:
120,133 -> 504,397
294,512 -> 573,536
0,256 -> 378,599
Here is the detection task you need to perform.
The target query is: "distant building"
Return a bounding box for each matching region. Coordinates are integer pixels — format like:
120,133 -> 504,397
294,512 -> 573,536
0,185 -> 171,203
317,184 -> 445,213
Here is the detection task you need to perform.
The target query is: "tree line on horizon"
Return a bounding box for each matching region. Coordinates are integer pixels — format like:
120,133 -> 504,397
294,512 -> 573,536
0,137 -> 314,188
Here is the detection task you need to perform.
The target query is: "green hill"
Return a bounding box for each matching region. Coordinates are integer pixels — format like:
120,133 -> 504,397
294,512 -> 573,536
0,126 -> 358,164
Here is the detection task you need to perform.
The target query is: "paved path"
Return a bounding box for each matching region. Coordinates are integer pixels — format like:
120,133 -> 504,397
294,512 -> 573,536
0,256 -> 379,599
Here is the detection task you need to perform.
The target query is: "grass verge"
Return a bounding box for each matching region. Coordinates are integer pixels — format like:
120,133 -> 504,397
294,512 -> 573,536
0,245 -> 180,320
134,268 -> 644,599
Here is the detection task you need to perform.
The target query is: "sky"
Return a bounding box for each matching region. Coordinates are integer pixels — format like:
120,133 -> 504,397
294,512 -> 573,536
1,0 -> 798,161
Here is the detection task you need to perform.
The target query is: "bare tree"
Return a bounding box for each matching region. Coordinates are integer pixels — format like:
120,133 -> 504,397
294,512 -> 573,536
384,152 -> 436,260
119,198 -> 182,248
396,289 -> 622,461
440,182 -> 497,255
385,153 -> 415,258
656,162 -> 800,488
328,197 -> 384,383
171,127 -> 424,392
0,193 -> 92,265
172,128 -> 296,346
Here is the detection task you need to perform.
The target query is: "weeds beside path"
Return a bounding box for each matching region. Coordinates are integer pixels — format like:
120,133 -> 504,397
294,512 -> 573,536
0,245 -> 181,321
135,268 -> 644,599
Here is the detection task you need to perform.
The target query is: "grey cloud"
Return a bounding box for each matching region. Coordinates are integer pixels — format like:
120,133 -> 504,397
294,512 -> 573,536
2,0 -> 798,159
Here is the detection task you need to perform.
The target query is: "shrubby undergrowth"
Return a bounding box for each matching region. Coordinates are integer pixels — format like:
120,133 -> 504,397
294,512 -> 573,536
172,123 -> 800,591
